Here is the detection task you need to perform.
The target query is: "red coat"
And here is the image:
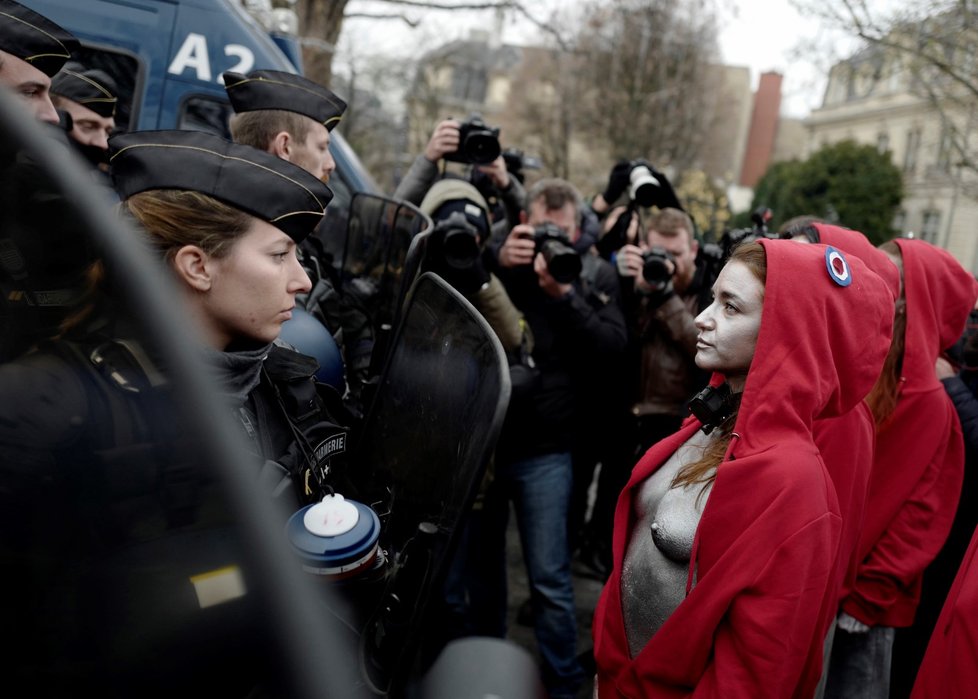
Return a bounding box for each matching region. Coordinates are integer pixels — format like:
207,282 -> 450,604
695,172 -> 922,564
810,224 -> 898,605
842,239 -> 978,628
593,240 -> 895,698
911,524 -> 978,698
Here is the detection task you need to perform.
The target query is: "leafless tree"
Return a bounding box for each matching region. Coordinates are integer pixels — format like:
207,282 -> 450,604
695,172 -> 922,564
792,0 -> 978,175
296,0 -> 562,85
570,0 -> 720,176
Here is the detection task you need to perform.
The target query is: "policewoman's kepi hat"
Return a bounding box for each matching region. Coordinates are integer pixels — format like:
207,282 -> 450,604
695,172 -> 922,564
108,130 -> 333,242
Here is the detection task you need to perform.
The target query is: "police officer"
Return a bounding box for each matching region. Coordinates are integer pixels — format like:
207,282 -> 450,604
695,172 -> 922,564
0,0 -> 78,124
50,61 -> 119,170
223,69 -> 374,411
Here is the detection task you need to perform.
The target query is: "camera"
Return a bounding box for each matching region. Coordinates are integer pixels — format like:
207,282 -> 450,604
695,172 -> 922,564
433,211 -> 481,270
501,147 -> 542,184
628,162 -> 661,207
528,222 -> 581,283
444,113 -> 501,165
641,245 -> 675,284
688,382 -> 739,435
719,205 -> 779,258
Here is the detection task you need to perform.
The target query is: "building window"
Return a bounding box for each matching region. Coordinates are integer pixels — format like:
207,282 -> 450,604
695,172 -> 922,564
904,128 -> 921,173
450,65 -> 488,103
937,127 -> 953,172
892,209 -> 906,234
921,210 -> 941,243
877,132 -> 890,154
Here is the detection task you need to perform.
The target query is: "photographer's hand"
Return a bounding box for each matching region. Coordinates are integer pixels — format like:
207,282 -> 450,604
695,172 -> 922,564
615,244 -> 644,279
476,155 -> 511,191
534,250 -> 572,299
424,119 -> 461,163
499,224 -> 537,268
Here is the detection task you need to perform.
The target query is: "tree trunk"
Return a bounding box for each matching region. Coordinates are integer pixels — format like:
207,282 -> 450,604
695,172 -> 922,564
297,0 -> 349,86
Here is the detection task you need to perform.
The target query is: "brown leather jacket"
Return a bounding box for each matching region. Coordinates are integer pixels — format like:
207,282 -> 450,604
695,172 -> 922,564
632,291 -> 704,417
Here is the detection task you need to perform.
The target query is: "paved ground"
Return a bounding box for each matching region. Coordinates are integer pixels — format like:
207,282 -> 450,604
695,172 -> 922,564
503,505 -> 607,699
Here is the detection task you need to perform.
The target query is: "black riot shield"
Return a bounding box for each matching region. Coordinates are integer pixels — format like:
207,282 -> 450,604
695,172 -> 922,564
348,272 -> 512,695
339,193 -> 432,367
0,91 -> 366,699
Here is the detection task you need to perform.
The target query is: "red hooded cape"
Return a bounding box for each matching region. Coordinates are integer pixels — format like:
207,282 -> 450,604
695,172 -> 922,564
811,223 -> 898,606
910,523 -> 978,698
593,240 -> 895,698
842,239 -> 978,628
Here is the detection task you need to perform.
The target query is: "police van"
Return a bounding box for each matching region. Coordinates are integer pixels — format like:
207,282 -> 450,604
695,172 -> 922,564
24,0 -> 378,239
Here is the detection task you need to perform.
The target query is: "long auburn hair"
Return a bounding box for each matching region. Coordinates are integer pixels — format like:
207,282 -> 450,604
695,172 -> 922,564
864,241 -> 906,426
672,241 -> 766,492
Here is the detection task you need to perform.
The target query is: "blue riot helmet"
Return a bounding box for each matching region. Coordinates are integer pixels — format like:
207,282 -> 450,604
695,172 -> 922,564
279,308 -> 345,391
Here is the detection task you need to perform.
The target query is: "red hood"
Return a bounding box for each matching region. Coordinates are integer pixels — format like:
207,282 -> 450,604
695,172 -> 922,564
895,238 -> 978,396
731,239 -> 895,456
813,223 -> 900,301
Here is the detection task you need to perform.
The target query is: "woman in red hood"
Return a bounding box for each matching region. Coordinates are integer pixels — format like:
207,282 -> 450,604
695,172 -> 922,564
825,238 -> 978,698
593,239 -> 894,698
911,521 -> 978,698
780,222 -> 899,697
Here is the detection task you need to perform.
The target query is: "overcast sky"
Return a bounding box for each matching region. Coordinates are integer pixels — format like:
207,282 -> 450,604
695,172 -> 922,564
337,0 -> 860,118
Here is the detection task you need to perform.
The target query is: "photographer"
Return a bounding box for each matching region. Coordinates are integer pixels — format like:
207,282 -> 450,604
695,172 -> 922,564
418,177 -> 526,352
394,116 -> 525,237
474,178 -> 626,699
618,207 -> 711,452
590,159 -> 683,260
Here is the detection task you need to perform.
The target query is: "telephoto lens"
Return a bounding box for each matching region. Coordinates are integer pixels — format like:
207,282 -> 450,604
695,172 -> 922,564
628,163 -> 660,207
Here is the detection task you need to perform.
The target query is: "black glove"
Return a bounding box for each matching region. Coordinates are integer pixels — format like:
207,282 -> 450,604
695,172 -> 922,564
601,159 -> 632,205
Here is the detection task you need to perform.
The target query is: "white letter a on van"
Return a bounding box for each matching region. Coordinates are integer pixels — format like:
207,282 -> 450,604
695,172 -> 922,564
168,33 -> 212,82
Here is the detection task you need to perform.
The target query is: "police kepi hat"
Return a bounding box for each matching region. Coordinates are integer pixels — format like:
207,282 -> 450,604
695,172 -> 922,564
223,69 -> 347,131
51,62 -> 118,117
0,0 -> 78,77
108,130 -> 333,242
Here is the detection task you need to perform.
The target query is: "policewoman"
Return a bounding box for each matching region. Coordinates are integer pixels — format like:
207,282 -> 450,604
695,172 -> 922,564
592,239 -> 895,698
110,129 -> 351,508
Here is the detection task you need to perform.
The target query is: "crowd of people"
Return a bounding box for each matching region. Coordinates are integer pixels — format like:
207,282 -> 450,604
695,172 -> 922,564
4,1 -> 978,697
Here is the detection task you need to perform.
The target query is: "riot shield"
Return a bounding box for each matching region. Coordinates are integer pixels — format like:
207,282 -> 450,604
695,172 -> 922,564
0,91 -> 364,699
339,193 -> 432,361
348,272 -> 512,694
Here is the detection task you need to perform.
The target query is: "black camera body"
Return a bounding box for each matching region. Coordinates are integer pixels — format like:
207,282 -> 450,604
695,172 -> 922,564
688,382 -> 739,435
501,147 -> 541,184
444,114 -> 501,166
641,245 -> 675,284
528,222 -> 582,283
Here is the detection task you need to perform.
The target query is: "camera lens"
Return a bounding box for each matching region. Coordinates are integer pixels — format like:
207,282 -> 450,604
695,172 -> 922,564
442,227 -> 481,269
642,247 -> 674,284
464,131 -> 502,165
540,239 -> 582,283
629,165 -> 660,207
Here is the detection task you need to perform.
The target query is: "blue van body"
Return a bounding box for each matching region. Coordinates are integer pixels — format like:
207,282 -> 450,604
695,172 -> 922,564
24,0 -> 378,210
